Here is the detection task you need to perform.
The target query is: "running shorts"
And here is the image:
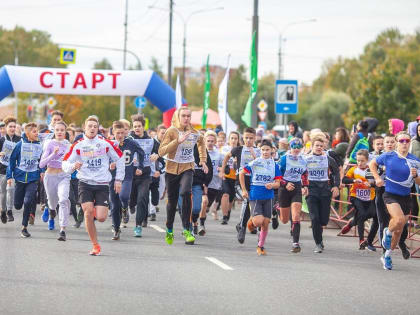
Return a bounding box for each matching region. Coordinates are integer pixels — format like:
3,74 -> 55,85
278,184 -> 302,208
249,199 -> 272,218
222,178 -> 236,203
79,181 -> 110,207
383,192 -> 411,216
207,188 -> 222,207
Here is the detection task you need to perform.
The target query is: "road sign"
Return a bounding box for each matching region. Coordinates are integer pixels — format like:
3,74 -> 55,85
257,99 -> 268,112
59,48 -> 76,64
46,97 -> 57,108
275,80 -> 298,114
134,96 -> 146,109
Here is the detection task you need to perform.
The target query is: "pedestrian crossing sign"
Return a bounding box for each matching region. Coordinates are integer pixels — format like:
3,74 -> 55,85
59,48 -> 76,64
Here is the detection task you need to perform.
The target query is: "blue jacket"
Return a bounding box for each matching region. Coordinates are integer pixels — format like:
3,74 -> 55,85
7,134 -> 44,183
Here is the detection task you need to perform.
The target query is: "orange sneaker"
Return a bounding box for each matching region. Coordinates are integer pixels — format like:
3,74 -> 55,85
89,243 -> 101,256
247,218 -> 256,233
256,246 -> 266,256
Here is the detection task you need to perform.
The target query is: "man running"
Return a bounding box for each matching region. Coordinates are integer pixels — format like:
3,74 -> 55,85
63,116 -> 125,255
158,107 -> 207,245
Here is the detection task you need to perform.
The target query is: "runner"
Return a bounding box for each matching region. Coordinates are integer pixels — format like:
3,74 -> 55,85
0,116 -> 21,224
277,137 -> 308,253
219,131 -> 240,225
109,121 -> 144,240
62,116 -> 124,255
370,131 -> 420,270
129,114 -> 160,236
7,123 -> 43,238
199,130 -> 223,235
341,149 -> 378,251
158,107 -> 207,245
240,139 -> 281,255
304,135 -> 340,253
221,127 -> 261,244
39,121 -> 71,241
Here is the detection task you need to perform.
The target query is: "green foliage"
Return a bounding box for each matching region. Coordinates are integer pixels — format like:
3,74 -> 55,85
94,58 -> 113,70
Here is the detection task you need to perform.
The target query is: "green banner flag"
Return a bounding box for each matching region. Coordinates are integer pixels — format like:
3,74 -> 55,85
241,31 -> 258,127
202,55 -> 210,128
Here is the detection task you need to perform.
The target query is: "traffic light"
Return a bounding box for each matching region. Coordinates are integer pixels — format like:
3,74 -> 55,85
27,105 -> 33,118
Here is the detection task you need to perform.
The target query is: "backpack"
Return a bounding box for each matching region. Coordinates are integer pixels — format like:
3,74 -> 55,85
349,132 -> 369,163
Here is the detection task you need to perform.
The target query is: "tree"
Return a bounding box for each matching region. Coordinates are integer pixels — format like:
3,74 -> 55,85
149,57 -> 164,78
93,58 -> 113,70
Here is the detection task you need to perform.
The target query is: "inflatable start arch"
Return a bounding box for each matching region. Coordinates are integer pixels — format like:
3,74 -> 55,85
0,65 -> 178,126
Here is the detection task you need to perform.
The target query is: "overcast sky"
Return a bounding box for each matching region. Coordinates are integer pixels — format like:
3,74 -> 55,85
1,0 -> 420,85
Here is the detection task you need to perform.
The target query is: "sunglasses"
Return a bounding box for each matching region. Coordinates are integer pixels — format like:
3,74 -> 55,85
290,143 -> 303,149
398,139 -> 410,144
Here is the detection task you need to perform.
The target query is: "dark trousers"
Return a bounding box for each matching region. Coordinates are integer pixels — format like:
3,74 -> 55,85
110,178 -> 133,229
166,170 -> 193,230
15,181 -> 38,227
306,194 -> 331,245
150,178 -> 160,207
351,198 -> 378,243
131,176 -> 151,226
69,178 -> 79,222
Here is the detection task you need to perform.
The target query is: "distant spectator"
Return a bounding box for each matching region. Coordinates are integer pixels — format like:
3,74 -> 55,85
388,118 -> 404,135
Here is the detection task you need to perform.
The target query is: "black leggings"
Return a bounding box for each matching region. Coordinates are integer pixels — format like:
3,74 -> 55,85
306,194 -> 331,245
166,170 -> 193,230
350,198 -> 378,243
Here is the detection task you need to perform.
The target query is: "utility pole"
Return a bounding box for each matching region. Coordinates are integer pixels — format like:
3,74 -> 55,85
120,0 -> 128,119
251,0 -> 259,128
168,0 -> 173,87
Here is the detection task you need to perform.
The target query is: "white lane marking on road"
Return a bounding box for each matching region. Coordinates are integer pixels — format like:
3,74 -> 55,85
150,225 -> 166,233
205,257 -> 234,271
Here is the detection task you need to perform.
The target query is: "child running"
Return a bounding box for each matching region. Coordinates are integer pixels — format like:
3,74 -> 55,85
240,139 -> 281,255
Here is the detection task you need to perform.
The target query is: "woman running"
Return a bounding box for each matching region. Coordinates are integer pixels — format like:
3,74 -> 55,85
370,131 -> 420,270
277,137 -> 308,253
39,121 -> 71,241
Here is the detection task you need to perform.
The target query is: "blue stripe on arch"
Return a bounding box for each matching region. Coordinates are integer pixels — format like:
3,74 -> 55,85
0,66 -> 14,101
143,72 -> 185,112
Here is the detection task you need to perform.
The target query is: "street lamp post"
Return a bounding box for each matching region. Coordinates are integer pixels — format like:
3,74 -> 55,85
261,18 -> 316,132
149,5 -> 223,96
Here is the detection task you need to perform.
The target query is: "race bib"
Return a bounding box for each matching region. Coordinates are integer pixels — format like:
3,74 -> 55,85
283,154 -> 307,182
0,139 -> 16,166
172,132 -> 198,164
356,188 -> 371,201
240,147 -> 261,173
80,145 -> 106,173
306,155 -> 329,181
251,158 -> 275,186
135,139 -> 154,167
17,142 -> 42,172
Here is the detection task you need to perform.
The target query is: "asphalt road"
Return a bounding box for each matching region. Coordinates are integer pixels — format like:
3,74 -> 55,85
1,202 -> 419,315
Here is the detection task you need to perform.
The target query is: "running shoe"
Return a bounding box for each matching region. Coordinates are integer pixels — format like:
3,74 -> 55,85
247,218 -> 256,233
367,243 -> 376,252
89,244 -> 101,256
221,217 -> 228,225
184,230 -> 195,245
48,218 -> 55,230
150,214 -> 156,221
237,226 -> 246,244
42,207 -> 49,222
1,211 -> 6,224
359,239 -> 367,250
57,230 -> 66,241
320,242 -> 325,250
134,226 -> 142,237
250,229 -> 257,235
340,222 -> 352,235
382,227 -> 392,250
77,208 -> 84,222
165,230 -> 174,245
156,206 -> 159,213
112,228 -> 121,240
7,210 -> 14,222
21,228 -> 31,238
256,246 -> 266,256
130,206 -> 136,214
193,225 -> 198,236
73,221 -> 82,228
313,244 -> 323,253
381,254 -> 392,270
122,208 -> 129,224
28,213 -> 35,225
198,225 -> 206,236
291,243 -> 301,253
401,247 -> 410,260
272,216 -> 279,230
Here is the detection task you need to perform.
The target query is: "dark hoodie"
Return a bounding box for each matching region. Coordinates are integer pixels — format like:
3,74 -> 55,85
131,131 -> 162,178
0,134 -> 21,175
7,134 -> 43,183
192,145 -> 213,188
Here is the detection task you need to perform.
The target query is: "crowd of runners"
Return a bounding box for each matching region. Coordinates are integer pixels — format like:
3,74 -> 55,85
1,107 -> 420,271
